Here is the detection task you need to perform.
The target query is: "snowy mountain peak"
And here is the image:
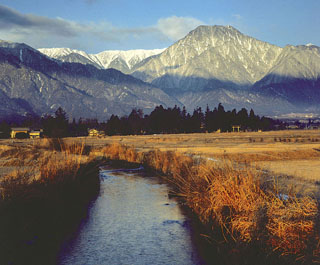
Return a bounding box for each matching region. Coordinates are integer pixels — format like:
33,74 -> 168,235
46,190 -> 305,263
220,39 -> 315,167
38,47 -> 90,58
132,25 -> 282,92
38,47 -> 165,73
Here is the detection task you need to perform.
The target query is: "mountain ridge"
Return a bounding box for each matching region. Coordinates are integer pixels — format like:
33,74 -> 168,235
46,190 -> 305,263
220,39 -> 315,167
131,25 -> 283,92
0,24 -> 320,120
0,40 -> 179,120
38,47 -> 165,74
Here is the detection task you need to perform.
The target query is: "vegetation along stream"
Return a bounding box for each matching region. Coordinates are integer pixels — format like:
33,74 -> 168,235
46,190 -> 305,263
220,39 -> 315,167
58,167 -> 203,265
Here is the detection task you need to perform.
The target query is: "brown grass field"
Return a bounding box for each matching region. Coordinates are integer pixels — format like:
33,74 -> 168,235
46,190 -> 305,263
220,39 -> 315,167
1,129 -> 320,263
2,129 -> 320,185
75,129 -> 320,195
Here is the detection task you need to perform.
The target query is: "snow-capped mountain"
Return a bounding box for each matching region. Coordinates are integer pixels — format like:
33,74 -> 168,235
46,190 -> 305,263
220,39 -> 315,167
0,40 -> 178,120
131,25 -> 282,93
1,25 -> 320,120
38,48 -> 165,74
131,25 -> 320,115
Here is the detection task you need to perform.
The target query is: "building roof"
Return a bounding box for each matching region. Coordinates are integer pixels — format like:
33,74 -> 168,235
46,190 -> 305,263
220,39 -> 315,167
11,127 -> 30,131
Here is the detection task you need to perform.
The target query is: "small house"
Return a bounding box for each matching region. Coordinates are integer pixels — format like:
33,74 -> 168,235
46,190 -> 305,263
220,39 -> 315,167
29,129 -> 43,139
88,129 -> 105,137
88,129 -> 99,137
10,127 -> 30,139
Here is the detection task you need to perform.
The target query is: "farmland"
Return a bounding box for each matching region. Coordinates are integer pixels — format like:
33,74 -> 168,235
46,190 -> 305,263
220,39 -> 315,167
1,129 -> 320,263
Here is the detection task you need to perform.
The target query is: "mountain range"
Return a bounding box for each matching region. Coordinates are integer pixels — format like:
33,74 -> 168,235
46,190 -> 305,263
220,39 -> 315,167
0,40 -> 177,120
0,25 -> 319,120
38,48 -> 165,75
130,26 -> 320,115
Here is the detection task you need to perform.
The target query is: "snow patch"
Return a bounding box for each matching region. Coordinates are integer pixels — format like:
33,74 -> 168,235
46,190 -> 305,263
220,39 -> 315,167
19,49 -> 23,62
38,47 -> 166,70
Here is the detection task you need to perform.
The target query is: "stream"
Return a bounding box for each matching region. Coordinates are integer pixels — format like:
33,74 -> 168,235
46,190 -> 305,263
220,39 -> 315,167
58,168 -> 203,265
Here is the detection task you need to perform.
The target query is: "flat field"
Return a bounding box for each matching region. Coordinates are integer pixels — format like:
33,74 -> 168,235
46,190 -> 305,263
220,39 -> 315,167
81,129 -> 320,196
1,129 -> 320,195
1,130 -> 320,262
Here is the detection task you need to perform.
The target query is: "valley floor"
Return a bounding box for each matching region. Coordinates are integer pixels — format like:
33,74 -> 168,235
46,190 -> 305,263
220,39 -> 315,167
78,129 -> 320,196
1,130 -> 320,263
2,129 -> 320,196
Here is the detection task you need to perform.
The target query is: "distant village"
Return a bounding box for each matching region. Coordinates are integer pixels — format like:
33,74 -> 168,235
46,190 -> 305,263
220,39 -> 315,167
1,105 -> 320,139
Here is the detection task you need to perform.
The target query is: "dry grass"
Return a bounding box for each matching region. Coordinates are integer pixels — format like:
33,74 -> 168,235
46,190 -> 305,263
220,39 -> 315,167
0,139 -> 100,264
2,131 -> 320,263
64,130 -> 320,199
266,196 -> 318,258
98,143 -> 320,263
218,148 -> 320,163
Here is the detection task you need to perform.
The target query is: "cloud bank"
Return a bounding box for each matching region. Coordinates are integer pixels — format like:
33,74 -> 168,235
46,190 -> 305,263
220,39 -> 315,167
0,5 -> 205,52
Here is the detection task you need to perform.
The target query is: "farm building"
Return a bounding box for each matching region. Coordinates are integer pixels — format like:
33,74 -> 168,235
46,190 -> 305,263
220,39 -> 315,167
88,129 -> 105,137
29,129 -> 43,139
10,128 -> 30,139
11,128 -> 43,139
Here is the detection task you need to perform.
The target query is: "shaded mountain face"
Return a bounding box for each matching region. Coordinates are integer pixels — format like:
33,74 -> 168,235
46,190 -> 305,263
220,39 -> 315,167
38,48 -> 165,74
0,41 -> 178,120
252,45 -> 320,105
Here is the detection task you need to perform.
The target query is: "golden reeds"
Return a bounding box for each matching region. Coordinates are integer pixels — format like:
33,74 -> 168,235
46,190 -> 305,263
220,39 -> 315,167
0,139 -> 100,264
2,139 -> 319,263
99,143 -> 320,262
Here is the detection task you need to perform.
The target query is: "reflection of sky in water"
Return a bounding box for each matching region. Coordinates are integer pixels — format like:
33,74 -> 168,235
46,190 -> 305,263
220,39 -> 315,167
59,171 -> 201,265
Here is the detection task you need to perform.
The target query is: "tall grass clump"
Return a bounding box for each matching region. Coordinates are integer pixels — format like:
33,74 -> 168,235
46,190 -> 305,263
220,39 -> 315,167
100,143 -> 320,264
0,139 -> 100,265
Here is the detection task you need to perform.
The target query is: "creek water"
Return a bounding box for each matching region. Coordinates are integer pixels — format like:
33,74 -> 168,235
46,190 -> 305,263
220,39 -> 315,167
58,168 -> 202,265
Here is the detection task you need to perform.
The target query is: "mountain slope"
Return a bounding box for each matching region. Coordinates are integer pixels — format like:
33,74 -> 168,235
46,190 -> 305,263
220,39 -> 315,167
252,45 -> 320,105
2,24 -> 320,120
131,25 -> 282,93
38,48 -> 165,74
0,40 -> 178,120
130,25 -> 319,115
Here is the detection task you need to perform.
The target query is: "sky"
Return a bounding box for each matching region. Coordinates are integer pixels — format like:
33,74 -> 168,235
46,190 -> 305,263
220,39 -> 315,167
0,0 -> 319,53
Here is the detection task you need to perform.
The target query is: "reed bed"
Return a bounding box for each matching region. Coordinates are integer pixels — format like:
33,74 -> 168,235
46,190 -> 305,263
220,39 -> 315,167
0,139 -> 100,264
100,143 -> 320,263
2,140 -> 319,263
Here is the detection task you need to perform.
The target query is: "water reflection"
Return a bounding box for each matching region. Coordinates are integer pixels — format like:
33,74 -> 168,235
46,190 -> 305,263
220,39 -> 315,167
59,170 -> 201,265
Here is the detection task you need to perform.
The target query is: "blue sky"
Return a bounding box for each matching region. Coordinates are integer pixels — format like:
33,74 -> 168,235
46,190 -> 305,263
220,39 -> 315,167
0,0 -> 319,53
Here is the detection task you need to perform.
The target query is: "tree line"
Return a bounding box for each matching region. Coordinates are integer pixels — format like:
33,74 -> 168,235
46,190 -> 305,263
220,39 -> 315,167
0,104 -> 284,138
102,104 -> 284,135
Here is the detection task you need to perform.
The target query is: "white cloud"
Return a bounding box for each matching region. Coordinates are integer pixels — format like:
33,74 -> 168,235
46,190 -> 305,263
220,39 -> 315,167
156,16 -> 205,41
0,5 -> 206,51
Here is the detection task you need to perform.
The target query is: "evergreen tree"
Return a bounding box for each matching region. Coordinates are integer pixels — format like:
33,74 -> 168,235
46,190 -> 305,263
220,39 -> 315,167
0,121 -> 11,138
